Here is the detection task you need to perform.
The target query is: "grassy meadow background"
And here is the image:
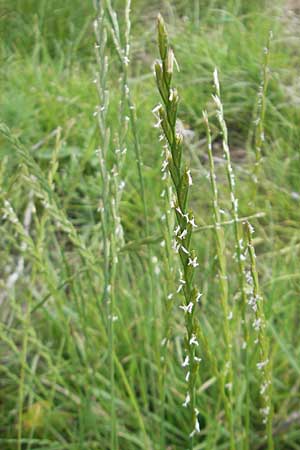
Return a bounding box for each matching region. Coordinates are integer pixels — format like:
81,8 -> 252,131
1,0 -> 300,449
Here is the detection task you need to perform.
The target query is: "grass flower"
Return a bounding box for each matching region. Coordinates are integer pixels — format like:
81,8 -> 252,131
155,14 -> 202,447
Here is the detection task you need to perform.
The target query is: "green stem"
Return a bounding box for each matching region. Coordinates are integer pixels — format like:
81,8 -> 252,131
203,111 -> 235,450
155,15 -> 202,447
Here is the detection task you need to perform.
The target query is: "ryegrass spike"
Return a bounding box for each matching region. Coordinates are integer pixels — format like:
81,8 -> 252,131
155,14 -> 202,447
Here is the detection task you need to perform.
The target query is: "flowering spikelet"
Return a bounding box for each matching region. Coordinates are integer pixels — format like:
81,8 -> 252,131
155,14 -> 202,442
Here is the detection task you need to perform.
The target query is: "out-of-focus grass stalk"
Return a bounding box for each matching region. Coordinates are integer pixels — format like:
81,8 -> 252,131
0,122 -> 99,270
17,299 -> 29,450
93,8 -> 110,305
212,69 -> 251,450
106,2 -> 162,432
203,111 -> 236,450
245,222 -> 273,450
155,14 -> 202,448
93,9 -> 118,449
106,0 -> 148,234
0,197 -> 34,450
17,278 -> 35,450
48,127 -> 61,189
254,31 -> 272,182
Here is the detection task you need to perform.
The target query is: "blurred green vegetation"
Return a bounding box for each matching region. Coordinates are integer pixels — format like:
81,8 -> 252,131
1,0 -> 300,449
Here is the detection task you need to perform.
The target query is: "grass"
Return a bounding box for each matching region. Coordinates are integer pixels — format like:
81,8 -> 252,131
155,14 -> 203,446
1,0 -> 300,449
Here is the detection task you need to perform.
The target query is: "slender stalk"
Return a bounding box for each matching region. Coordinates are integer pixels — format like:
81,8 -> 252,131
93,10 -> 117,449
17,296 -> 30,450
94,3 -> 134,446
106,0 -> 148,234
154,15 -> 202,447
212,69 -> 249,449
1,196 -> 35,450
203,111 -> 235,449
106,0 -> 161,427
253,31 -> 273,182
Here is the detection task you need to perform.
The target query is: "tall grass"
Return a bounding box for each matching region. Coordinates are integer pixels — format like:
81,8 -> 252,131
203,110 -> 235,449
154,14 -> 274,450
1,1 -> 300,449
154,14 -> 203,448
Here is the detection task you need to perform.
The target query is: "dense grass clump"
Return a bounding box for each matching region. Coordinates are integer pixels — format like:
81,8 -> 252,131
1,1 -> 300,449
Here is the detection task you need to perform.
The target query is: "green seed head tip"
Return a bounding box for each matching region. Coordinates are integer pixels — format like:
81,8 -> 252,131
157,13 -> 168,61
166,48 -> 174,74
157,13 -> 165,34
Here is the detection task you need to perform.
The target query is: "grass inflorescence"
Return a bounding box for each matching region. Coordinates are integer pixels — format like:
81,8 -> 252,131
154,14 -> 203,446
1,1 -> 300,449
